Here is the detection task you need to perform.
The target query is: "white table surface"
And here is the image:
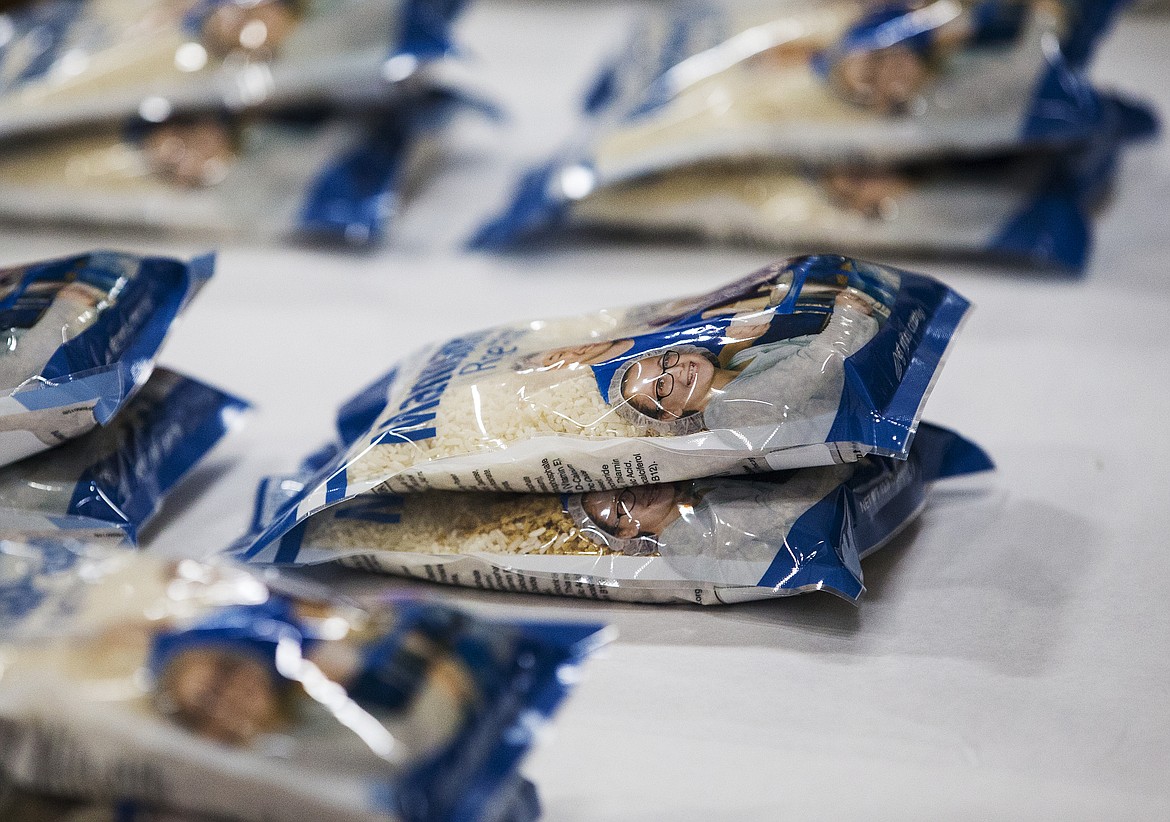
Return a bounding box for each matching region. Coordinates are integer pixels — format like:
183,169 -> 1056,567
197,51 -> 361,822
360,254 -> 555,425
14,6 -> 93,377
1,2 -> 1168,819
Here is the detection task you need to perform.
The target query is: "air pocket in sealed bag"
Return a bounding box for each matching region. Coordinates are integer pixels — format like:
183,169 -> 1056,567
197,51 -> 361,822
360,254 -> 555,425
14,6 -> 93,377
0,368 -> 248,542
0,251 -> 211,468
237,255 -> 969,565
0,546 -> 597,821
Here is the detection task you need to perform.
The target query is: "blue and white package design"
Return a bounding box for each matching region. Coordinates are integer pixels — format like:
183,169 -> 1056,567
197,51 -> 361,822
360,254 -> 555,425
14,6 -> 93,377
474,94 -> 1159,271
0,368 -> 249,542
0,93 -> 463,244
0,0 -> 467,140
0,548 -> 599,822
238,422 -> 992,605
0,251 -> 212,468
562,0 -> 1126,176
237,255 -> 969,567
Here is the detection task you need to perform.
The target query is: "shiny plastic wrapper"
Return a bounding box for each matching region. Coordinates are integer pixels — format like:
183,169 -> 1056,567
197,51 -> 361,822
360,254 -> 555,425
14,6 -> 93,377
553,0 -> 1125,178
0,545 -> 595,821
237,255 -> 969,565
0,368 -> 248,543
474,94 -> 1158,270
0,251 -> 211,468
0,0 -> 465,140
0,93 -> 461,244
241,423 -> 991,604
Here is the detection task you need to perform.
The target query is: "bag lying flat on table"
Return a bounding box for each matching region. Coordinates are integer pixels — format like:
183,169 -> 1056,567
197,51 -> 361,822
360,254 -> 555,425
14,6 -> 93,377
0,368 -> 248,543
474,94 -> 1159,271
0,0 -> 466,139
570,0 -> 1128,174
241,422 -> 992,604
0,546 -> 596,821
0,92 -> 464,244
0,251 -> 211,468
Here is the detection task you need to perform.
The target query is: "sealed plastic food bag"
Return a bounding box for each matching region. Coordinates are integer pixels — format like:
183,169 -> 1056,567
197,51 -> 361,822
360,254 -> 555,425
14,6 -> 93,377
0,546 -> 598,821
0,0 -> 465,140
0,96 -> 454,244
0,369 -> 248,543
0,251 -> 211,468
239,255 -> 968,562
570,0 -> 1123,175
475,94 -> 1158,269
241,422 -> 991,604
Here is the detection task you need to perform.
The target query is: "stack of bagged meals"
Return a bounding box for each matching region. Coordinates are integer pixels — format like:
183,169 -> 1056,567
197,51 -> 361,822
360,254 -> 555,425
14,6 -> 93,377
476,0 -> 1157,272
238,254 -> 993,605
0,0 -> 472,243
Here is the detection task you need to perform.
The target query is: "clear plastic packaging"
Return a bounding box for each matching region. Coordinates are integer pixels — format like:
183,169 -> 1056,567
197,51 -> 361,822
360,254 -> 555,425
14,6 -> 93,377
0,368 -> 248,542
0,0 -> 465,140
475,95 -> 1159,270
474,0 -> 1155,265
0,251 -> 211,468
238,255 -> 969,565
0,93 -> 460,244
571,0 -> 1125,175
0,544 -> 596,821
241,422 -> 992,604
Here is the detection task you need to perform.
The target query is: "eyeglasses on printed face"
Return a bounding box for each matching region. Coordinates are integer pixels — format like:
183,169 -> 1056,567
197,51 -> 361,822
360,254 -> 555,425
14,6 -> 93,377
623,349 -> 691,421
632,349 -> 680,412
653,349 -> 681,402
596,488 -> 639,535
